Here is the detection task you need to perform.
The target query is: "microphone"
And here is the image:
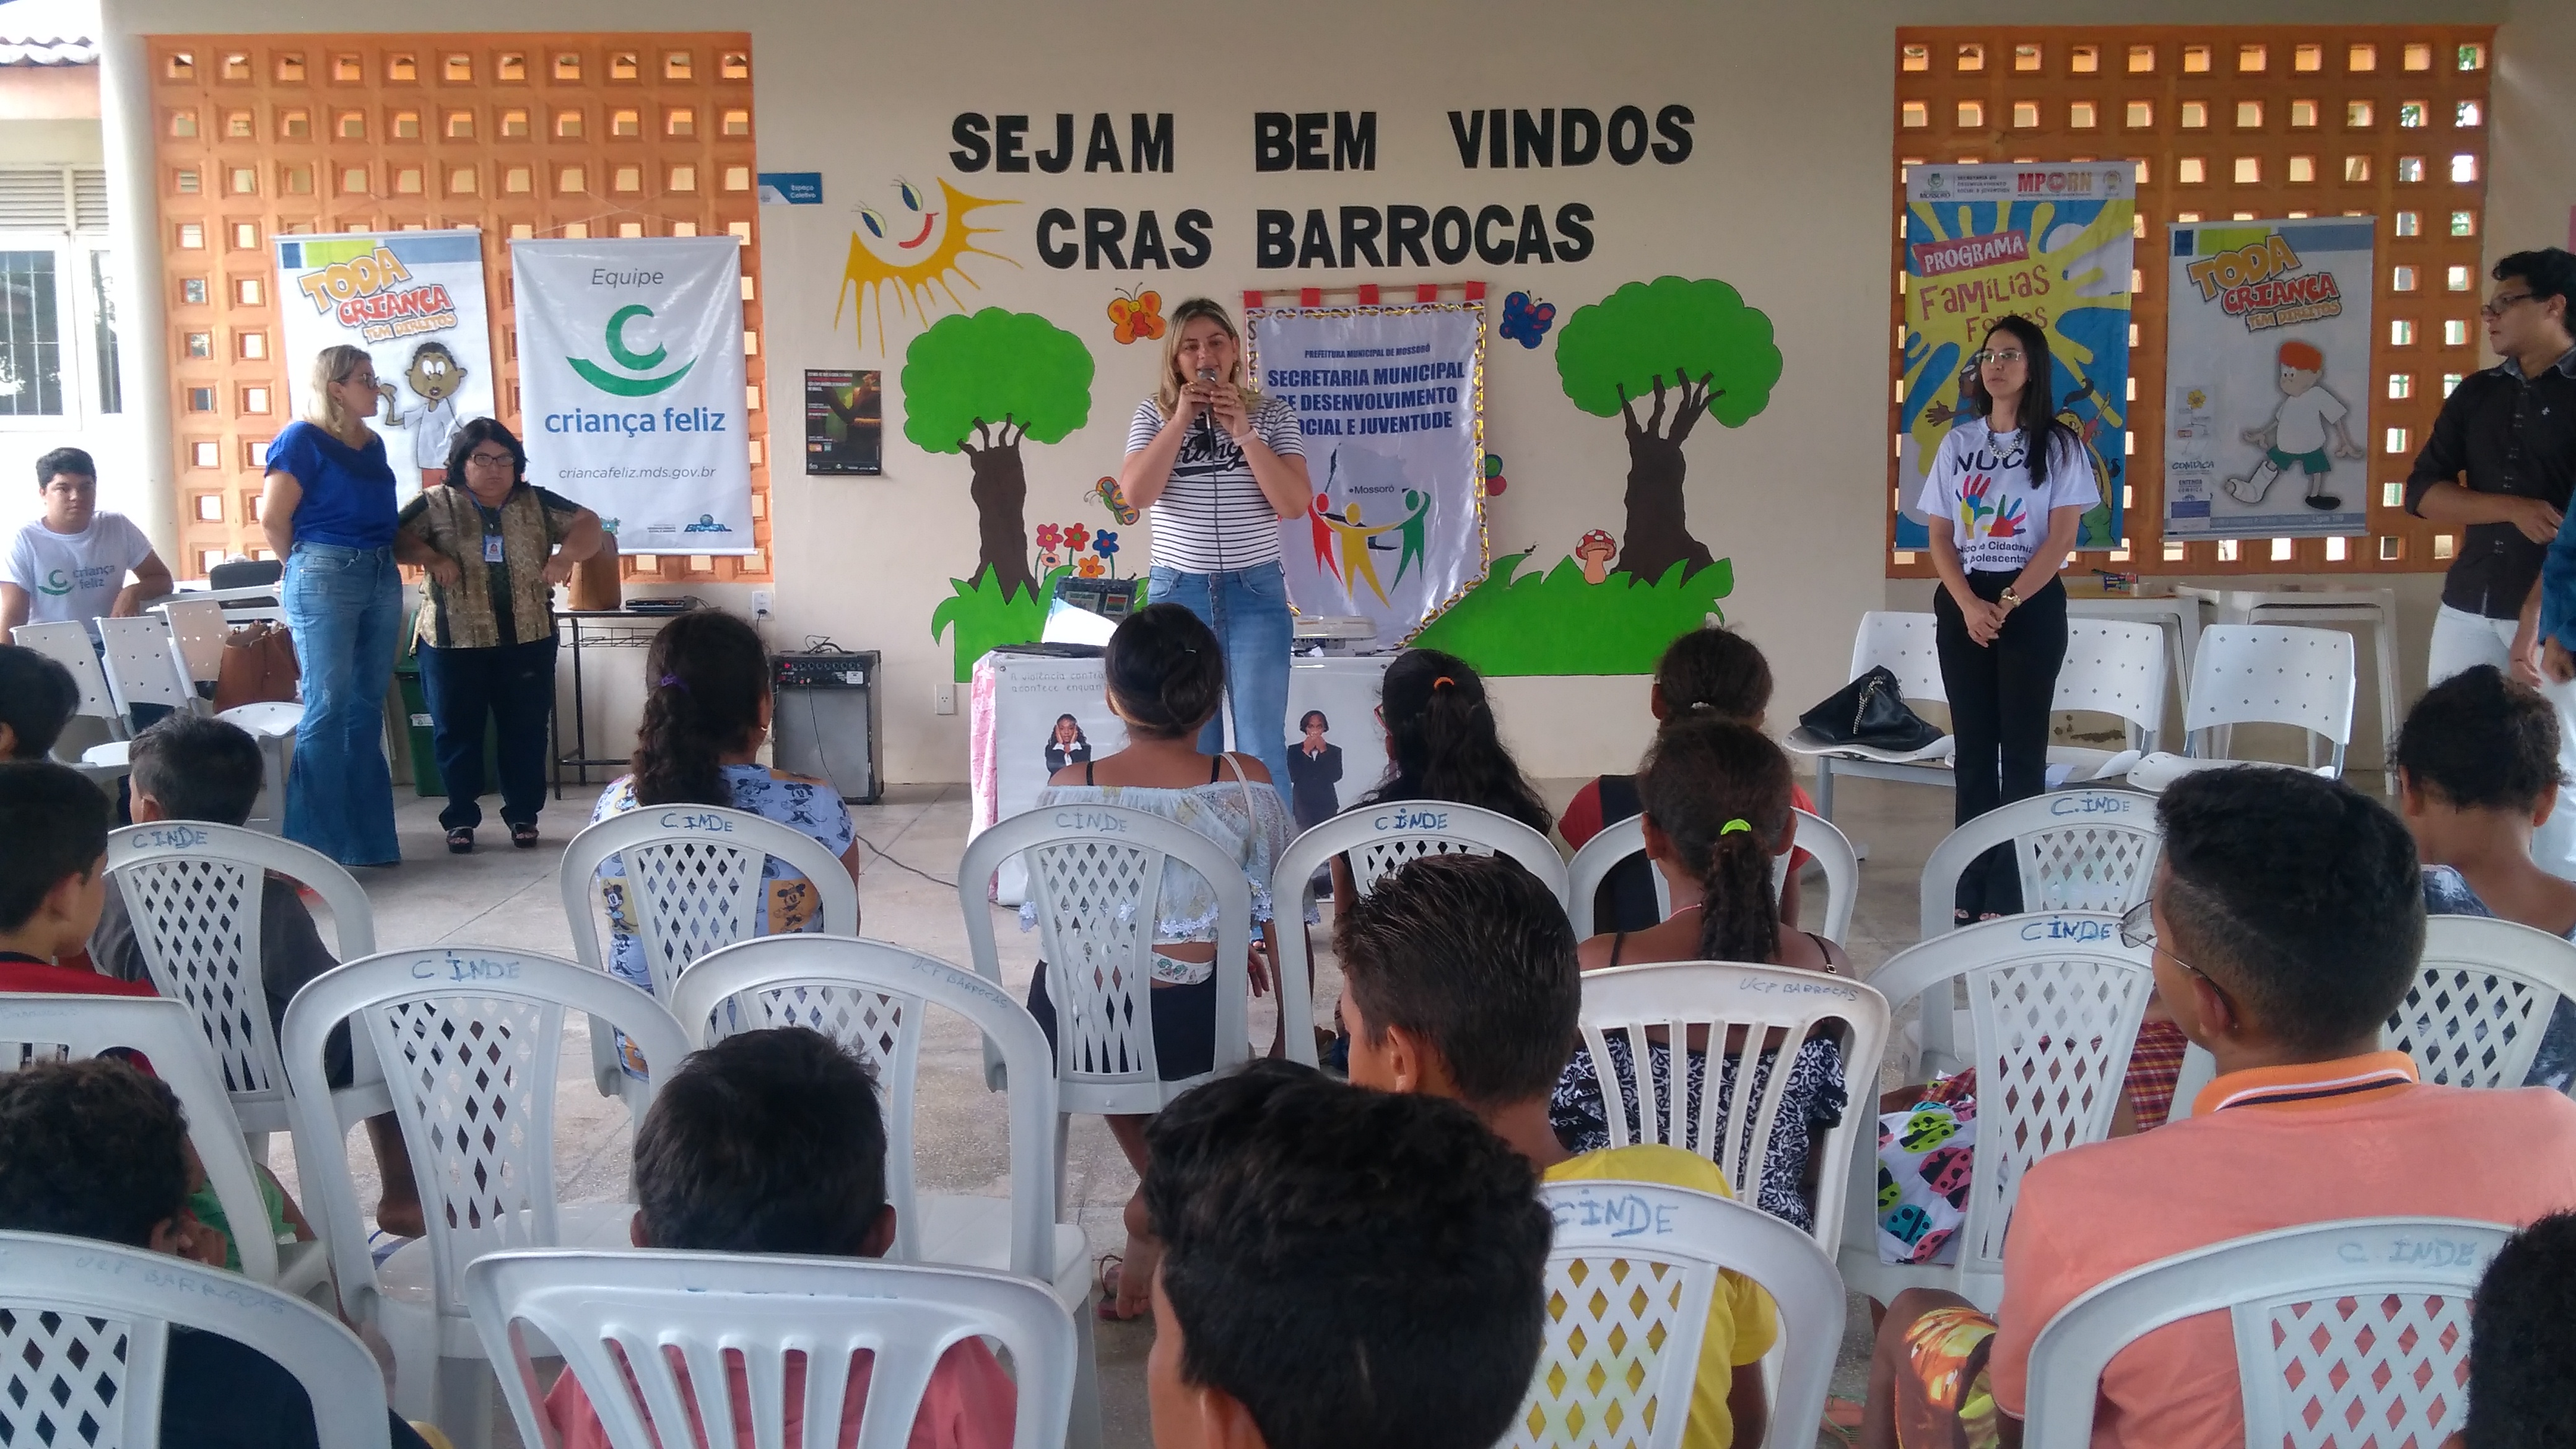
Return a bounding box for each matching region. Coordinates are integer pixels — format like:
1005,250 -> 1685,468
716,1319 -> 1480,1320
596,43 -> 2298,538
1194,367 -> 1219,451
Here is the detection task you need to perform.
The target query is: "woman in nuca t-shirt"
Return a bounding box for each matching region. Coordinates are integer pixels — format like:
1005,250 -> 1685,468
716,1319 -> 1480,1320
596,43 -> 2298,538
1917,315 -> 2099,921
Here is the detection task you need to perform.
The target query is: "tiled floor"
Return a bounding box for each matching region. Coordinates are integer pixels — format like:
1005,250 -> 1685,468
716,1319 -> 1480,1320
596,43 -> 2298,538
267,771 -> 1962,1448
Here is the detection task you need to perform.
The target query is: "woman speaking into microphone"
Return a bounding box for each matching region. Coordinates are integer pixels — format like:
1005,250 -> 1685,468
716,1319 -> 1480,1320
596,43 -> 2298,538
1118,297 -> 1312,806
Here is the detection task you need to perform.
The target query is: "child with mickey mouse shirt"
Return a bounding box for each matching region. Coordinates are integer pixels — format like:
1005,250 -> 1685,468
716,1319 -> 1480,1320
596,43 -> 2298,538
1917,315 -> 2099,923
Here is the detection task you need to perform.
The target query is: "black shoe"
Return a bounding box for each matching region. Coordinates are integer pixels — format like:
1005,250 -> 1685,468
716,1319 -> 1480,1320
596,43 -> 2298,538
446,827 -> 474,855
2305,494 -> 2341,511
510,822 -> 540,849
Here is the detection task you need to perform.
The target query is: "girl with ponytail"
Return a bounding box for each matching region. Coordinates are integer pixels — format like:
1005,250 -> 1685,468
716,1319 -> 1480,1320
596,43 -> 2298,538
1549,718 -> 1850,1229
1031,603 -> 1299,1321
1336,648 -> 1552,903
588,611 -> 863,1020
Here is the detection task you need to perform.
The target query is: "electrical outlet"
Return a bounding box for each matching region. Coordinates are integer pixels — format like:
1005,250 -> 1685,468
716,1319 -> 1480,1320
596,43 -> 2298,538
750,589 -> 773,617
934,683 -> 957,715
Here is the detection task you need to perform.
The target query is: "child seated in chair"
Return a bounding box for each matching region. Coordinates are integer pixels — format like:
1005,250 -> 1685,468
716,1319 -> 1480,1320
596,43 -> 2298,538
589,610 -> 863,1061
0,1056 -> 437,1449
1026,601 -> 1295,1321
0,643 -> 79,760
1559,624 -> 1820,930
1560,716 -> 1848,1232
2449,1211 -> 2576,1448
1141,1058 -> 1553,1449
1337,852 -> 1780,1448
2396,663 -> 2576,1090
1329,648 -> 1552,903
87,713 -> 425,1238
543,1026 -> 1014,1449
1861,768 -> 2576,1449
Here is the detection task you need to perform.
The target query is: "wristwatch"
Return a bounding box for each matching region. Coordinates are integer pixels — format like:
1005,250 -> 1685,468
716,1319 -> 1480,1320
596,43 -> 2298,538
1998,587 -> 2021,609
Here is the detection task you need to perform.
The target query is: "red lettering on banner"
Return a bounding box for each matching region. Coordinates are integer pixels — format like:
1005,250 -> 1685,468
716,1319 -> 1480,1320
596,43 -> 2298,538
1910,230 -> 2031,279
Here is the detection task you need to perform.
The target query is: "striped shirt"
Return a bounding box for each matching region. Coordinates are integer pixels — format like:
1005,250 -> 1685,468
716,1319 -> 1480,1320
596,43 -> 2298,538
1126,395 -> 1304,573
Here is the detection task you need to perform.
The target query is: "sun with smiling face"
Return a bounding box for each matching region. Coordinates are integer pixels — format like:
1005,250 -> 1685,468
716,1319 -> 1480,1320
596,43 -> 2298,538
836,177 -> 1018,354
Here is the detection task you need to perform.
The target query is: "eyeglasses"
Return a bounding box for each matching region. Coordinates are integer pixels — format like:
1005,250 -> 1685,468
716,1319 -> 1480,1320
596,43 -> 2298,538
1970,348 -> 2027,367
464,450 -> 515,468
2120,899 -> 2229,1003
2482,290 -> 2541,320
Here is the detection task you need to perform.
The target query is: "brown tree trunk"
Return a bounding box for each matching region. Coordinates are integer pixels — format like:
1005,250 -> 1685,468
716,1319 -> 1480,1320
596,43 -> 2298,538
965,422 -> 1037,598
1612,372 -> 1720,583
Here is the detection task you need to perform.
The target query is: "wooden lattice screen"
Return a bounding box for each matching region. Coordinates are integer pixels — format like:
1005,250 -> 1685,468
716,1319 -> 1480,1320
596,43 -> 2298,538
149,32 -> 769,583
1890,25 -> 2495,578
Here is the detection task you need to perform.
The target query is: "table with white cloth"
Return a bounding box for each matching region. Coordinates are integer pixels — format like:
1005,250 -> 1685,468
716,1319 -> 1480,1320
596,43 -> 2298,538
968,649 -> 1392,903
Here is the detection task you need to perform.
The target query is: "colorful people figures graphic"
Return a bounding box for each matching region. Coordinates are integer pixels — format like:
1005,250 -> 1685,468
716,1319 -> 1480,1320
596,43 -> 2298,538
2225,339 -> 2364,511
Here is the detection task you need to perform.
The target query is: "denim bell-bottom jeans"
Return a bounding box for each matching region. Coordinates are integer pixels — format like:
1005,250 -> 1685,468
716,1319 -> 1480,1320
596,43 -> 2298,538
1147,560 -> 1295,815
282,541 -> 403,865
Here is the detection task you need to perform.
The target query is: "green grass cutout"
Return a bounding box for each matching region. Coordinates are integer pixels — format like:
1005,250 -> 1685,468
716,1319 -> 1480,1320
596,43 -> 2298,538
929,565 -> 1072,683
1412,553 -> 1734,676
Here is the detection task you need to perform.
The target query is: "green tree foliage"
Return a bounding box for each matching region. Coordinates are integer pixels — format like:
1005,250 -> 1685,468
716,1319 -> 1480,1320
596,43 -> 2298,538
1554,277 -> 1782,583
900,310 -> 1095,596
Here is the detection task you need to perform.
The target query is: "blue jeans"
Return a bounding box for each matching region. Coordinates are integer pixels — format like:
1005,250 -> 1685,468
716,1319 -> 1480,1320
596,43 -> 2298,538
1147,560 -> 1294,814
419,635 -> 558,832
282,542 -> 402,865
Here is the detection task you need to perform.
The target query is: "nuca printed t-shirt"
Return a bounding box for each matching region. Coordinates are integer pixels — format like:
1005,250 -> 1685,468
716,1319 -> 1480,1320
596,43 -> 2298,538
1915,419 -> 2097,573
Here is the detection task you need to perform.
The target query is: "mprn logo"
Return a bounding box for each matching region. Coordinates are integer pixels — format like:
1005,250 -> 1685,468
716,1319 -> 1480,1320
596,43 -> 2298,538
681,513 -> 733,534
570,305 -> 694,398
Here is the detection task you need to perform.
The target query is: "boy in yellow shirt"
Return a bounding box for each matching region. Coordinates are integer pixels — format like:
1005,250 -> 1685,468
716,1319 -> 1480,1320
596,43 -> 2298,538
1335,851 -> 1778,1448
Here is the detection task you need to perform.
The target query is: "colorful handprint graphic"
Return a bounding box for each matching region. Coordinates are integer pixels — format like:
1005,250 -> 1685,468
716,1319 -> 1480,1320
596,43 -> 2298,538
1988,495 -> 2027,541
1955,472 -> 1998,538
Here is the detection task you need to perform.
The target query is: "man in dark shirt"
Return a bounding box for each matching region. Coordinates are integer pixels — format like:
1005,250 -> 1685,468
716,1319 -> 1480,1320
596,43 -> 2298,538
0,1058 -> 435,1449
2408,246 -> 2576,877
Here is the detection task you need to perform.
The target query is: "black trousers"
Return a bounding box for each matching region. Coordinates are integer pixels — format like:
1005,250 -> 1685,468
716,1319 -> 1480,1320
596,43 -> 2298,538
418,635 -> 557,832
1934,572 -> 2068,916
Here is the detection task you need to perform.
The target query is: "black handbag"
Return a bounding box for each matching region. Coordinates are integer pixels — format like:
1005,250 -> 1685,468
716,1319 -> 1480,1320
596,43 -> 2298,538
1799,665 -> 1946,752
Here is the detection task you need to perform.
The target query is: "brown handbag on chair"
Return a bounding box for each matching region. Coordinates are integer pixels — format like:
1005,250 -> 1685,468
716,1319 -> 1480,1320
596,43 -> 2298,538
212,621 -> 302,711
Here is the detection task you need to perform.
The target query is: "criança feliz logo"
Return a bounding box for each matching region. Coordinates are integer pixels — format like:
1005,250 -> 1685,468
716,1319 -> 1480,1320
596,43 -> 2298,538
570,303 -> 695,398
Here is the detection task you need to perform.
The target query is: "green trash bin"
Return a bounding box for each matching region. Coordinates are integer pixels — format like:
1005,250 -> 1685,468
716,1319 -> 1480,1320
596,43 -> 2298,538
396,620 -> 500,799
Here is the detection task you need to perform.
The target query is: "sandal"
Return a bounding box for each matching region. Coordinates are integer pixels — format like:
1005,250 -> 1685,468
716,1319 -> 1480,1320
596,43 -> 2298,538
445,827 -> 474,855
1094,1255 -> 1148,1321
510,822 -> 540,849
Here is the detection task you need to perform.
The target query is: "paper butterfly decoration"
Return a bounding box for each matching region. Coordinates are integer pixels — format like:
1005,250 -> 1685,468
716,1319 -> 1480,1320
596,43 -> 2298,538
1499,290 -> 1556,349
1108,288 -> 1167,345
1092,476 -> 1141,524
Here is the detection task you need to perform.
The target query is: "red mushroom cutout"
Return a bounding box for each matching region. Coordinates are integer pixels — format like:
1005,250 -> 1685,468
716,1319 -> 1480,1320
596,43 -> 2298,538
1574,529 -> 1619,584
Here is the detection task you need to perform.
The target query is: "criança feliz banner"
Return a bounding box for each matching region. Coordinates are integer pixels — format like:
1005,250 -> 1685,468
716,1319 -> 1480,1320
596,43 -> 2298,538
512,236 -> 753,554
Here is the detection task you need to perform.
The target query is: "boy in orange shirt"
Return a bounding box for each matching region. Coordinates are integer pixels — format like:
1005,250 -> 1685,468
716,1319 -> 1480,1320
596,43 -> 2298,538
1334,851 -> 1780,1449
1861,768 -> 2576,1449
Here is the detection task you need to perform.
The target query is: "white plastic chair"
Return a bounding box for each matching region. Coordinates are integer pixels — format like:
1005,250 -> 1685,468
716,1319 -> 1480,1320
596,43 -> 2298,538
960,805 -> 1271,1118
0,1231 -> 396,1449
156,596 -> 303,827
1508,1180 -> 1846,1449
2123,624 -> 2356,793
1565,808 -> 1860,945
468,1249 -> 1079,1449
1268,801 -> 1570,1053
1571,962 -> 1891,1257
2019,1216 -> 2505,1448
0,993 -> 290,1287
1838,913 -> 2158,1312
9,618 -> 131,786
559,804 -> 860,1101
1915,789 -> 2164,942
1790,614 -> 2169,815
668,934 -> 1105,1449
280,947 -> 695,1448
2171,914 -> 2576,1122
104,821 -> 390,1147
96,612 -> 299,832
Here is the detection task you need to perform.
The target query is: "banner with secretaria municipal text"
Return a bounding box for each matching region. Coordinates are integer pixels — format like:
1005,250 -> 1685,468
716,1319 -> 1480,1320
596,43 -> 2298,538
273,230 -> 496,501
1895,163 -> 2134,552
2163,219 -> 2375,540
511,237 -> 753,555
1246,302 -> 1487,646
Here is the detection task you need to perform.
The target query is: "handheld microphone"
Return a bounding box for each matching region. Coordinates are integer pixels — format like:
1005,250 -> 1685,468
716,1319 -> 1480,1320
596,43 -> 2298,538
1194,367 -> 1219,451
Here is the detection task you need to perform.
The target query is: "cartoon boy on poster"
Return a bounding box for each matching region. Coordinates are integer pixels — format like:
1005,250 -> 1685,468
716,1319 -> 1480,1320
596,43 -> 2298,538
2224,339 -> 2364,513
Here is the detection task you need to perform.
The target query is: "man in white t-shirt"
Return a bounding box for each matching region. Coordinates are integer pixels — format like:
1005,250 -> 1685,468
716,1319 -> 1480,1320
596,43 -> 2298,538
2224,339 -> 2364,511
1,447 -> 172,639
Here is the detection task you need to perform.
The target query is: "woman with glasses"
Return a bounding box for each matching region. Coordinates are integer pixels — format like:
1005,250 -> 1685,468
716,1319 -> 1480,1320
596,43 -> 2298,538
393,418 -> 604,853
1918,315 -> 2098,922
